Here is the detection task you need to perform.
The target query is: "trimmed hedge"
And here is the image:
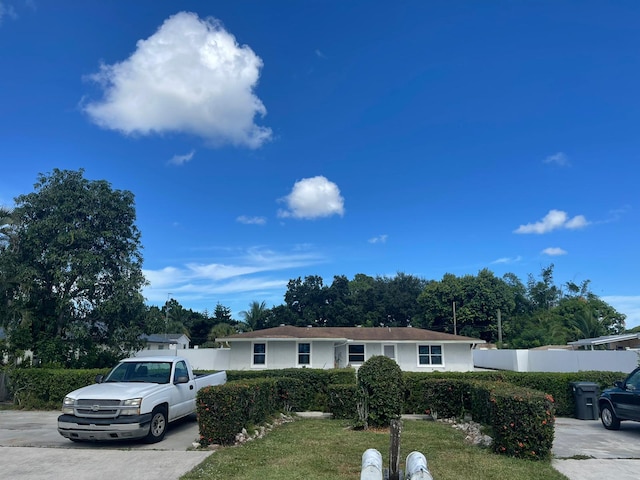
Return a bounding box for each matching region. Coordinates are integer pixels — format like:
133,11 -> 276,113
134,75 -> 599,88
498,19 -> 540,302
226,368 -> 356,411
5,367 -> 108,409
327,384 -> 357,419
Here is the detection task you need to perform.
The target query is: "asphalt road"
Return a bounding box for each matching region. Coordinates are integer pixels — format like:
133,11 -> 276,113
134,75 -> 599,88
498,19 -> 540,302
0,410 -> 213,480
2,411 -> 640,479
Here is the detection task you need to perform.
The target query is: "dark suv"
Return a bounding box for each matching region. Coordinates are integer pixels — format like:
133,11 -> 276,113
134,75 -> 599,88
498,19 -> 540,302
599,367 -> 640,430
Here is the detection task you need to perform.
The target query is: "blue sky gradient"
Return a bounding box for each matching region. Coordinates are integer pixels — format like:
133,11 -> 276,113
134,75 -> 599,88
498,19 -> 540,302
1,1 -> 638,326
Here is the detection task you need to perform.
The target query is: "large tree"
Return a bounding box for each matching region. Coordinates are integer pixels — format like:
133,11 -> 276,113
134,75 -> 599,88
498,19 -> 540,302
1,169 -> 146,367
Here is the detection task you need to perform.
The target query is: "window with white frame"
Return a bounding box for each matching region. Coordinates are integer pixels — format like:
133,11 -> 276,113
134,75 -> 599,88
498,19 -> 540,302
418,345 -> 443,365
253,342 -> 266,366
348,344 -> 365,363
298,342 -> 311,366
383,344 -> 396,360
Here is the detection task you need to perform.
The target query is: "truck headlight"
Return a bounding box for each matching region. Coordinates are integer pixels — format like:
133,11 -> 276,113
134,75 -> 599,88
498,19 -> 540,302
62,397 -> 75,415
121,397 -> 142,415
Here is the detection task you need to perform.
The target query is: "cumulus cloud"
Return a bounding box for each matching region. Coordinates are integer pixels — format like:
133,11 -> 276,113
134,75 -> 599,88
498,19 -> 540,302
84,12 -> 271,148
278,176 -> 345,219
368,235 -> 388,244
543,152 -> 570,166
168,150 -> 195,166
514,209 -> 590,234
236,215 -> 266,225
542,247 -> 567,256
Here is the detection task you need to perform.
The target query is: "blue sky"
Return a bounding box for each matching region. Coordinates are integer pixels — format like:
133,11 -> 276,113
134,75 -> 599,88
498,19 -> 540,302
1,1 -> 639,327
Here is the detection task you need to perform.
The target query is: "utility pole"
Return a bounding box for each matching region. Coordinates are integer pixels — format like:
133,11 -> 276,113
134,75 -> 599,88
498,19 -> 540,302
453,301 -> 457,336
497,309 -> 502,347
165,293 -> 172,337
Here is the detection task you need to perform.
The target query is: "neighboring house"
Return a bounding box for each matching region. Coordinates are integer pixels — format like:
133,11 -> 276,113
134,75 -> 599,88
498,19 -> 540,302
567,333 -> 640,351
140,334 -> 190,351
217,326 -> 485,372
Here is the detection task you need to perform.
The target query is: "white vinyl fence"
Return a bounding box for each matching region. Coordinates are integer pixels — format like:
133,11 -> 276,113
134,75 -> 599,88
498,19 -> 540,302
474,349 -> 639,373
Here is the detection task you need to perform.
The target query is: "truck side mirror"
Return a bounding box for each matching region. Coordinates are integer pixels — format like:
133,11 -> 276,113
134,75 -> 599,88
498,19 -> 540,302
95,374 -> 104,384
175,375 -> 189,384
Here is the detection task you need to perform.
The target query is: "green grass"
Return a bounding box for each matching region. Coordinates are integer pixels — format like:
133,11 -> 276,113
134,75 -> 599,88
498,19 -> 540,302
181,418 -> 567,480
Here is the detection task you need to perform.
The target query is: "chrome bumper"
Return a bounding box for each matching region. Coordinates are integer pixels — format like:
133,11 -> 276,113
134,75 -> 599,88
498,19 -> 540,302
57,413 -> 152,441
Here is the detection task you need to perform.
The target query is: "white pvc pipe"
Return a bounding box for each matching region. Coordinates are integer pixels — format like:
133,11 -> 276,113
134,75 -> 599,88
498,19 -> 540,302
405,451 -> 433,480
360,448 -> 383,480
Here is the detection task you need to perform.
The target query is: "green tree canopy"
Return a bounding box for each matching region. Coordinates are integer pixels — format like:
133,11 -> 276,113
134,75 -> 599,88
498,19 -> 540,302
1,169 -> 146,367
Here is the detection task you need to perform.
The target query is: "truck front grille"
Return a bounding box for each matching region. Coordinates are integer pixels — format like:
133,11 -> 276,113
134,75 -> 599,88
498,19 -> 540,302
75,399 -> 122,418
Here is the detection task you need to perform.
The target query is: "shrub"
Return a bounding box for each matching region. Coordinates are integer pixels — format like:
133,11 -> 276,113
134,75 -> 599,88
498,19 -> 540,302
357,355 -> 404,428
327,384 -> 357,419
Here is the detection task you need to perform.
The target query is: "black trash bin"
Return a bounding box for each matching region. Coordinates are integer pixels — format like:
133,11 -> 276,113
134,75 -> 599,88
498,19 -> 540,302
570,381 -> 600,420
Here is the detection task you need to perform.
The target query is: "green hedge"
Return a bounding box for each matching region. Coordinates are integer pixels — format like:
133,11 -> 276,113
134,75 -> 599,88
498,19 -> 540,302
327,384 -> 357,419
483,383 -> 555,460
197,378 -> 280,446
5,367 -> 108,409
226,368 -> 355,411
402,370 -> 625,416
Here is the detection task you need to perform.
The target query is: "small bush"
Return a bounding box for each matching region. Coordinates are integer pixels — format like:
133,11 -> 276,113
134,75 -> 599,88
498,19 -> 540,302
357,355 -> 404,428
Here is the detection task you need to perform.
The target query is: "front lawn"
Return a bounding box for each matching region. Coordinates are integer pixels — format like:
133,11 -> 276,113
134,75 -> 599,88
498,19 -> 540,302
181,418 -> 567,480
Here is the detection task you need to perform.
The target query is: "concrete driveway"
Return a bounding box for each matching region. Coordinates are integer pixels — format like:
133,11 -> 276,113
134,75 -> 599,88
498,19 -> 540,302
0,410 -> 213,480
3,411 -> 640,479
552,417 -> 640,480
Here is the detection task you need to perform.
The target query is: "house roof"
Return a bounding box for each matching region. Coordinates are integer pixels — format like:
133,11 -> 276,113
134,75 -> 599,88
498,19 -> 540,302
141,334 -> 189,344
567,333 -> 640,347
218,326 -> 484,344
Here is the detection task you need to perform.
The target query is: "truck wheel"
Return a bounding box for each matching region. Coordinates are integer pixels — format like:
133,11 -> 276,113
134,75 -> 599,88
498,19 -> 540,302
145,407 -> 168,443
600,404 -> 621,430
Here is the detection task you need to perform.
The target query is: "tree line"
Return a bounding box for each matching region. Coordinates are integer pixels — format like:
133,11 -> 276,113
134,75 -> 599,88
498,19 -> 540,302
0,169 -> 627,368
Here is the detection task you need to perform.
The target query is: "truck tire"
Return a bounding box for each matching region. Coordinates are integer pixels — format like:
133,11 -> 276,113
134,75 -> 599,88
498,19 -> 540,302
600,404 -> 621,430
145,407 -> 168,443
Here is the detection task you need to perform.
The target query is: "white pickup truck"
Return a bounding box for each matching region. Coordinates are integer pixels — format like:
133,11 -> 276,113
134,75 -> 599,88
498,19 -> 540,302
57,356 -> 226,443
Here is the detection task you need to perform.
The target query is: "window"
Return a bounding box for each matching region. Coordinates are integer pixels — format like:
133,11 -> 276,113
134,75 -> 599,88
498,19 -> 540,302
418,345 -> 443,365
174,360 -> 189,382
383,344 -> 396,360
253,343 -> 266,366
348,344 -> 365,363
298,343 -> 311,366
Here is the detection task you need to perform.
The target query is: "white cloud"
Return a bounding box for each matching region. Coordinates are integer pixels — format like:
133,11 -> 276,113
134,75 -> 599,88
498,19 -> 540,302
368,235 -> 388,244
142,246 -> 324,308
237,215 -> 266,225
492,256 -> 522,264
514,209 -> 590,234
541,247 -> 567,256
168,150 -> 195,166
602,295 -> 640,329
0,2 -> 17,24
543,152 -> 570,166
277,176 -> 345,219
315,49 -> 327,59
84,11 -> 271,148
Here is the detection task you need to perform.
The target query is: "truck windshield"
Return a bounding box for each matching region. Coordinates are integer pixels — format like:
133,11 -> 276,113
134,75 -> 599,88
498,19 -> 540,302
104,361 -> 172,384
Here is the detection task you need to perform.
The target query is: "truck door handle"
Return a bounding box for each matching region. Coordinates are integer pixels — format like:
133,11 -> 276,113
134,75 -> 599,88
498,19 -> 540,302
190,385 -> 194,390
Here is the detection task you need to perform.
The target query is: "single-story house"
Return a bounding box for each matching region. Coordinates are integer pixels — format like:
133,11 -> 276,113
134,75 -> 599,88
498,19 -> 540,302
140,334 -> 190,350
217,326 -> 485,372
